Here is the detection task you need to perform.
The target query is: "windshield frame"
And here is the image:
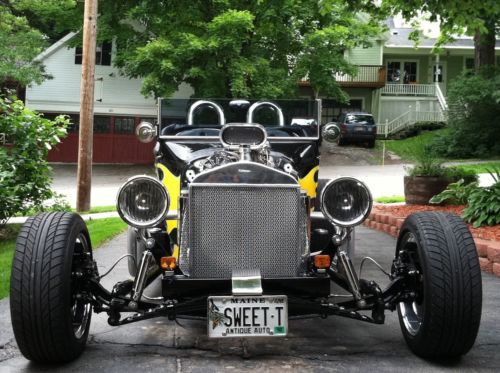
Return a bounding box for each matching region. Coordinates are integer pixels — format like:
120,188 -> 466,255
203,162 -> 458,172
157,98 -> 322,142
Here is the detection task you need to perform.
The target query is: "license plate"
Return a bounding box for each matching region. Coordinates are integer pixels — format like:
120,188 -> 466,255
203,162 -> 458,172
207,295 -> 288,338
354,126 -> 365,132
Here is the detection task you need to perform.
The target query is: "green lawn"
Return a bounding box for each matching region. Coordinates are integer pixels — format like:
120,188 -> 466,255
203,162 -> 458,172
376,129 -> 447,161
71,205 -> 117,214
452,162 -> 500,175
0,217 -> 126,300
374,196 -> 406,203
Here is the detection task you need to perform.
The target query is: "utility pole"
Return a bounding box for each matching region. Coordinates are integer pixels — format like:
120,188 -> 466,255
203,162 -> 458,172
76,0 -> 98,211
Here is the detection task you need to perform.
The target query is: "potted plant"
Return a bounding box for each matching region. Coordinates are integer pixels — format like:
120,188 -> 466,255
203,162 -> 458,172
403,141 -> 451,205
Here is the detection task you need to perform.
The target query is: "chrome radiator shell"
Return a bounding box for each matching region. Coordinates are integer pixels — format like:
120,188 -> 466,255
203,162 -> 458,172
178,182 -> 307,279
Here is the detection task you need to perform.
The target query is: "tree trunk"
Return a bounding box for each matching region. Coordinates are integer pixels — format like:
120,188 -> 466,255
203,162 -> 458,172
473,21 -> 496,72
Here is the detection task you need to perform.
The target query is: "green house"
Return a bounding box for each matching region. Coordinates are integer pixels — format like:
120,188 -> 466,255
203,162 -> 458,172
301,19 -> 500,135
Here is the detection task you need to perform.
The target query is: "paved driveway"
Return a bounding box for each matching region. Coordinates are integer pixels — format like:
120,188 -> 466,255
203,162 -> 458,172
1,226 -> 499,372
49,144 -> 495,208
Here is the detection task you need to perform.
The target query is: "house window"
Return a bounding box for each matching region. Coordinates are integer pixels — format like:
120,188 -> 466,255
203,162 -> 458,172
68,115 -> 80,133
114,117 -> 135,134
387,61 -> 401,83
387,61 -> 418,84
94,116 -> 111,133
75,42 -> 112,66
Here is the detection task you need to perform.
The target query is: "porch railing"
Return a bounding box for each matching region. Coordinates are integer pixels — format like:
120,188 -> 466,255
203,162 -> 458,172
377,109 -> 446,137
381,84 -> 436,96
435,83 -> 448,111
299,65 -> 386,88
335,65 -> 386,87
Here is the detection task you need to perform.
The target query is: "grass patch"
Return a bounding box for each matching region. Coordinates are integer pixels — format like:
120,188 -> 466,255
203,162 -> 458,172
86,217 -> 127,247
452,162 -> 500,175
71,205 -> 117,214
375,196 -> 406,203
14,205 -> 116,218
0,217 -> 126,300
377,129 -> 447,160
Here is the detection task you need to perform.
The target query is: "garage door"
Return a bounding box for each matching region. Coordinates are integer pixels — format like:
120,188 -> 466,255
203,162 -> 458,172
48,115 -> 155,164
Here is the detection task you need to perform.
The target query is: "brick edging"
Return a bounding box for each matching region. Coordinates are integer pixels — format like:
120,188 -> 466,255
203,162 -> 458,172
364,212 -> 500,277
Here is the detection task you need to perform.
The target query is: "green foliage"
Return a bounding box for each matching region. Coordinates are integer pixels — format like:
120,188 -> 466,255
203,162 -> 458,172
429,179 -> 479,205
444,166 -> 479,185
431,71 -> 500,158
99,0 -> 382,99
405,137 -> 447,177
462,183 -> 500,228
0,1 -> 79,87
0,94 -> 68,225
0,7 -> 47,86
431,168 -> 500,227
376,1 -> 499,69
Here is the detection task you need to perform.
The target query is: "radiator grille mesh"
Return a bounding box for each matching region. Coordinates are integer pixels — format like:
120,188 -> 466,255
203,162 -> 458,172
179,184 -> 306,278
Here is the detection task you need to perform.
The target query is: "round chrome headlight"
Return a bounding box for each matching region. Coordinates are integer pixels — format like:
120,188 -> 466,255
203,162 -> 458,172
116,175 -> 169,228
136,121 -> 156,143
320,177 -> 372,227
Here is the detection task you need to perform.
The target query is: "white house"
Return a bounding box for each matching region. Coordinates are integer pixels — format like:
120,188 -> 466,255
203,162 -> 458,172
26,32 -> 193,163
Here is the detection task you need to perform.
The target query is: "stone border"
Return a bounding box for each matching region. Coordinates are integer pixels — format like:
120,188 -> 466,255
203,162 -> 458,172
364,211 -> 500,277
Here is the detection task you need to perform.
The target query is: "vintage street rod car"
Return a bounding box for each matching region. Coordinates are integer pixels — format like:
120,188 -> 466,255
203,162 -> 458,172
10,99 -> 482,363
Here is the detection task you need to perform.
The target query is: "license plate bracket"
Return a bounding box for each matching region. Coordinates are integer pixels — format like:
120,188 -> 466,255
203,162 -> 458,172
207,295 -> 288,338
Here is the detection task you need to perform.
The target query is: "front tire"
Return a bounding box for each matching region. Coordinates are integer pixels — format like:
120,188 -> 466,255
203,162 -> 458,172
396,212 -> 482,358
10,212 -> 93,363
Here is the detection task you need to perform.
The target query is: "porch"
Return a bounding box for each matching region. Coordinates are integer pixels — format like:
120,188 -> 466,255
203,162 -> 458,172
381,83 -> 436,96
335,65 -> 386,88
299,65 -> 386,89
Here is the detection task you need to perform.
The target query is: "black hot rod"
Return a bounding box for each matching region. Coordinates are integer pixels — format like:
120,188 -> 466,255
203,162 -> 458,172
10,98 -> 481,363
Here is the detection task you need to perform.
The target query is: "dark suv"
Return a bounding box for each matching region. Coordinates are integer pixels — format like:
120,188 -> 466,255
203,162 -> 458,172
336,112 -> 377,148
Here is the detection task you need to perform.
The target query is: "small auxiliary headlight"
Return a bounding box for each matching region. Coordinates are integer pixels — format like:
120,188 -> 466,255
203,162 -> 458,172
136,121 -> 156,143
116,175 -> 169,228
320,177 -> 372,227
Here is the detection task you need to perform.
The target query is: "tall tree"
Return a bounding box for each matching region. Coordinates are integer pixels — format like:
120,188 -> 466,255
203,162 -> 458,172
381,1 -> 499,71
97,0 -> 381,99
0,0 -> 79,90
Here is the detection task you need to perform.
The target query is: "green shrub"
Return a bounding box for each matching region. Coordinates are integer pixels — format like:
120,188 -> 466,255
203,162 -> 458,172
429,179 -> 479,205
431,70 -> 500,158
405,137 -> 448,177
444,167 -> 479,185
432,168 -> 500,227
0,93 -> 68,225
462,182 -> 500,227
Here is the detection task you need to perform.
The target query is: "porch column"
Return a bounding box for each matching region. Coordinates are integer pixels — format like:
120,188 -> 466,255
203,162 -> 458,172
434,54 -> 440,83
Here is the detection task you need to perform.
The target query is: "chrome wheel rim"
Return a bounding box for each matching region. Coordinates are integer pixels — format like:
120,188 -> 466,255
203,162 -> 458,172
398,232 -> 424,336
399,300 -> 423,336
71,233 -> 92,339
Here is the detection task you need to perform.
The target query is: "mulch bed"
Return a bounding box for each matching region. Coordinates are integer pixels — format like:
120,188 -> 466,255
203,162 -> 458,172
373,204 -> 500,242
365,204 -> 500,277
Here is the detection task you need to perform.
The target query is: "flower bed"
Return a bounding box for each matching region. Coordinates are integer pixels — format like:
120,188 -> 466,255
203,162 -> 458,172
364,204 -> 500,277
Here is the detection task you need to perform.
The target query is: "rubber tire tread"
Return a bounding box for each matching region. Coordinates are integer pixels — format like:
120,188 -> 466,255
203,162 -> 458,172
396,212 -> 482,358
10,212 -> 92,363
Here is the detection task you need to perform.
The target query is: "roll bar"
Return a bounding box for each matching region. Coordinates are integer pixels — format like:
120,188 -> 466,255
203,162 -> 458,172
246,101 -> 285,127
187,100 -> 226,126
